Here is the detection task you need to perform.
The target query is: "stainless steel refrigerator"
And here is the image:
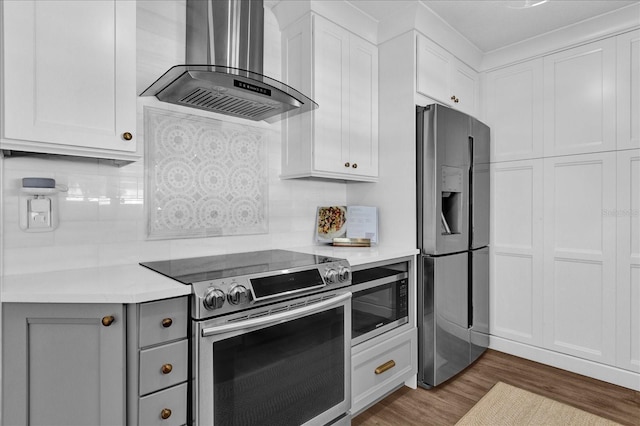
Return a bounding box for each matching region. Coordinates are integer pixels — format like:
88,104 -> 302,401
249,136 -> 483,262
416,104 -> 490,388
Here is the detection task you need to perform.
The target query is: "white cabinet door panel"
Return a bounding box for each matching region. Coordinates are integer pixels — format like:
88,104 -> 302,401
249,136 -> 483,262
493,165 -> 535,249
616,149 -> 640,372
452,59 -> 479,117
2,0 -> 136,154
416,35 -> 451,104
490,160 -> 544,346
543,39 -> 616,156
281,16 -> 313,177
617,30 -> 640,150
551,260 -> 607,354
543,153 -> 616,365
313,15 -> 349,174
485,59 -> 543,162
348,35 -> 379,177
493,253 -> 535,339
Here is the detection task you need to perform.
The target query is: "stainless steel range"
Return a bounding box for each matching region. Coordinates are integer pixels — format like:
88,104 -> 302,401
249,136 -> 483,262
141,249 -> 352,426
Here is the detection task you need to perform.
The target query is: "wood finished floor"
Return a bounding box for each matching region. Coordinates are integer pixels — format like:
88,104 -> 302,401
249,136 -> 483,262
352,349 -> 640,426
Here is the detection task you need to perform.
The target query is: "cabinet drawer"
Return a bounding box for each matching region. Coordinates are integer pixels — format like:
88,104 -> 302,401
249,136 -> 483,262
139,340 -> 188,396
351,328 -> 417,413
139,297 -> 187,347
139,382 -> 187,426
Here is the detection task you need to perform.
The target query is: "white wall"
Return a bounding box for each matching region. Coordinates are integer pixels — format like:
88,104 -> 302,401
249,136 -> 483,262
0,1 -> 347,275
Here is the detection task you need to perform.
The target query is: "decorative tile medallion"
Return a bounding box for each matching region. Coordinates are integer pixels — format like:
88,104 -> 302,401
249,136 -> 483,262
145,107 -> 269,239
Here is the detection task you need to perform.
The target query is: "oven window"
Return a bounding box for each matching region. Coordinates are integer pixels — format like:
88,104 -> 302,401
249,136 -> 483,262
352,281 -> 405,339
212,307 -> 345,425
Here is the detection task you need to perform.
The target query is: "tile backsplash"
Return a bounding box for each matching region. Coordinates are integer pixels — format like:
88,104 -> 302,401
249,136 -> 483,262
145,107 -> 271,239
1,134 -> 347,275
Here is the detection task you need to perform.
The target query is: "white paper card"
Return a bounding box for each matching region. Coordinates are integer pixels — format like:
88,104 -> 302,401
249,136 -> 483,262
346,206 -> 378,243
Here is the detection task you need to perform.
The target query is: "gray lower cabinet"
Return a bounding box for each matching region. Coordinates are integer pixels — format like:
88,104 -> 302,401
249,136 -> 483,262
127,296 -> 189,426
2,303 -> 126,426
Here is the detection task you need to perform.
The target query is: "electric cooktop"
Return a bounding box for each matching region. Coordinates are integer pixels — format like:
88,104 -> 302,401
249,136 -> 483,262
140,249 -> 352,319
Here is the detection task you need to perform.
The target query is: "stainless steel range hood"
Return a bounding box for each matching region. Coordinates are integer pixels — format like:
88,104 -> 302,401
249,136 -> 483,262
140,0 -> 317,123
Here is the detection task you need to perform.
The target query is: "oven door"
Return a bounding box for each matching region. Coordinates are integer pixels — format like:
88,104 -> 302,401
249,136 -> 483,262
195,292 -> 351,426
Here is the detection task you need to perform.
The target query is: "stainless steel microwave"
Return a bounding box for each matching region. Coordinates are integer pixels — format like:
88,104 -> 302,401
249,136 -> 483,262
351,267 -> 409,346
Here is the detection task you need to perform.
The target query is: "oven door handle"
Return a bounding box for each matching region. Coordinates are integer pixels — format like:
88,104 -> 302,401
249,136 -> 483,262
201,292 -> 352,337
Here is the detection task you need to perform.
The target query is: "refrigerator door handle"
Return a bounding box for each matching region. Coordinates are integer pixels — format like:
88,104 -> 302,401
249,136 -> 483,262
468,253 -> 473,328
469,136 -> 474,247
469,135 -> 474,169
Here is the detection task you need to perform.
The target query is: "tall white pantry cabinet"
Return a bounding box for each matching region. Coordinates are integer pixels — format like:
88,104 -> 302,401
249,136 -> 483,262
485,29 -> 640,378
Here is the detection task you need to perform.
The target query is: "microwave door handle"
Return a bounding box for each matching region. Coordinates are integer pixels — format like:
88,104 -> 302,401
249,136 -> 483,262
201,292 -> 352,337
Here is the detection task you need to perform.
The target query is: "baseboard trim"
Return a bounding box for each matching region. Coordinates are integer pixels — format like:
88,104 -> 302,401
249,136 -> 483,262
490,336 -> 640,391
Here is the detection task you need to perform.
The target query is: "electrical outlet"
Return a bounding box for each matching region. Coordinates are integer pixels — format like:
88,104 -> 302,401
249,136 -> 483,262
20,196 -> 57,232
28,198 -> 52,229
18,177 -> 64,232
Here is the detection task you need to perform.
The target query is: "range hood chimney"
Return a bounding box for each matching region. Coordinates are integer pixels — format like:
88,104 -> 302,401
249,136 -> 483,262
140,0 -> 317,123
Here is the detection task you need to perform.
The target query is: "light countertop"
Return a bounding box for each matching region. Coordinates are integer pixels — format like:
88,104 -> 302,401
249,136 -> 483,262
290,244 -> 419,267
1,264 -> 191,304
1,245 -> 418,304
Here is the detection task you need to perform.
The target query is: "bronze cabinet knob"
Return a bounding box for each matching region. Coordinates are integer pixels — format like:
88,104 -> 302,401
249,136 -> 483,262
352,163 -> 358,169
160,408 -> 172,419
122,132 -> 133,141
101,316 -> 115,327
161,318 -> 173,328
344,162 -> 350,168
161,363 -> 173,374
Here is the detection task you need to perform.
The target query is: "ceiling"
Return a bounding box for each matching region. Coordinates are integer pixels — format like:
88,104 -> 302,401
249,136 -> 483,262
346,0 -> 639,52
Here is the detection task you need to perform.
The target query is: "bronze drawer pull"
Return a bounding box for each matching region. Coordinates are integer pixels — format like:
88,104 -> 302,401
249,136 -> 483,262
375,360 -> 396,375
161,318 -> 173,328
101,316 -> 115,327
122,132 -> 133,141
161,363 -> 173,375
160,408 -> 172,420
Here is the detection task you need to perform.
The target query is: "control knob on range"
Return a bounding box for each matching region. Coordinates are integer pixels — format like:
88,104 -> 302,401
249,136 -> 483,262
228,285 -> 250,305
203,288 -> 225,311
338,266 -> 351,282
324,268 -> 338,284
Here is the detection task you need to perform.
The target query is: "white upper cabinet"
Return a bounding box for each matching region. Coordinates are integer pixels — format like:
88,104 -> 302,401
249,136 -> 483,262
281,13 -> 378,182
484,58 -> 544,162
1,0 -> 138,162
617,30 -> 640,150
416,34 -> 479,117
543,38 -> 616,156
416,35 -> 452,105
